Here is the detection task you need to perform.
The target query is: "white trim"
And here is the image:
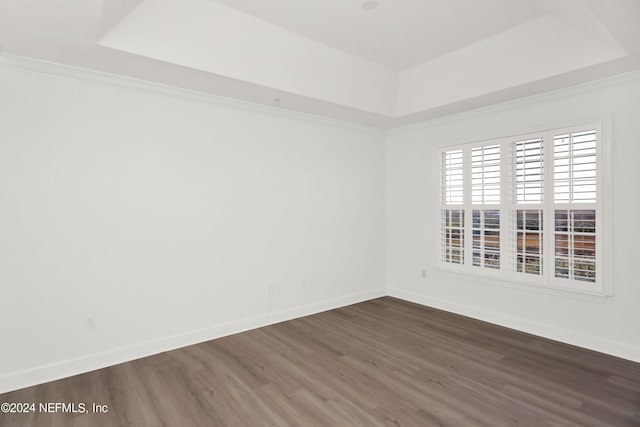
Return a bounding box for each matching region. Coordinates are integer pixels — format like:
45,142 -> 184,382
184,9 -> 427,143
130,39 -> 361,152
432,119 -> 606,155
433,266 -> 607,301
0,53 -> 382,135
500,144 -> 510,272
388,69 -> 640,136
387,287 -> 640,363
463,147 -> 472,267
435,118 -> 611,297
2,54 -> 635,136
2,286 -> 635,394
601,115 -> 614,296
548,123 -> 603,293
0,288 -> 385,394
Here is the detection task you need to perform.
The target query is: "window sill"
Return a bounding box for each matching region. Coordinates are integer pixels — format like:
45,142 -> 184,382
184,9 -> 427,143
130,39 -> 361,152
433,266 -> 610,303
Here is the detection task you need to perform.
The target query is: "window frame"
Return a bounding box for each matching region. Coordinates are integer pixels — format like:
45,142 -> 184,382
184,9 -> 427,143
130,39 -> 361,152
434,118 -> 612,297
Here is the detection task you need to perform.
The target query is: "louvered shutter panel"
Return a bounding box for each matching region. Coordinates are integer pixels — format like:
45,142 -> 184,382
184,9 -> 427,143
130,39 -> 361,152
553,131 -> 596,203
470,144 -> 501,270
553,130 -> 597,283
443,149 -> 464,204
440,150 -> 465,264
472,144 -> 500,204
510,137 -> 544,276
514,137 -> 544,203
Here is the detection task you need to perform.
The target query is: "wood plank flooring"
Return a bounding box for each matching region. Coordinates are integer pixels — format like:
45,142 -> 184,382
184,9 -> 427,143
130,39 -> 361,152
1,297 -> 639,426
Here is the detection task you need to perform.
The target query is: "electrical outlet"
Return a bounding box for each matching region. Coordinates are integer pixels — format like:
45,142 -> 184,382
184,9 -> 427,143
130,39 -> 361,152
86,317 -> 95,330
268,285 -> 275,295
421,269 -> 427,279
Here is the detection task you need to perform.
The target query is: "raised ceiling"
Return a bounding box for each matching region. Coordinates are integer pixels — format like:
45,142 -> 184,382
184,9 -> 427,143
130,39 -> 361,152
212,0 -> 543,70
1,0 -> 639,128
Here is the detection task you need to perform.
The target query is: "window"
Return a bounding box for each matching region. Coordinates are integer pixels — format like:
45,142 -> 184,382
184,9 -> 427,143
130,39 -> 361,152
437,122 -> 609,295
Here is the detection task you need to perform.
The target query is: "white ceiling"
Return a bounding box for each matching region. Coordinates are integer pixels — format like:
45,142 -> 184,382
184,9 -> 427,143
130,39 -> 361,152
1,0 -> 639,128
212,0 -> 543,70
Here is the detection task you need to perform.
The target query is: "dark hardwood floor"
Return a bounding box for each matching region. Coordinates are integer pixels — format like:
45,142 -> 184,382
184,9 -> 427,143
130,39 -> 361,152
1,297 -> 639,426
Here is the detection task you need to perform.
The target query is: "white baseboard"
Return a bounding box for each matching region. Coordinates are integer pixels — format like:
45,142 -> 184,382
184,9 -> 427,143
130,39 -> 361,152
387,287 -> 640,364
3,286 -> 637,394
0,288 -> 385,394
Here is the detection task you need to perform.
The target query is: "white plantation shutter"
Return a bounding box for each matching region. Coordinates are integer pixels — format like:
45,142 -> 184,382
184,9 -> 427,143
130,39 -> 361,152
554,210 -> 596,282
472,144 -> 500,204
472,209 -> 500,269
554,130 -> 596,203
514,138 -> 544,203
510,137 -> 545,276
437,121 -> 607,295
514,209 -> 543,275
470,144 -> 501,270
441,209 -> 465,264
440,149 -> 465,265
553,129 -> 598,284
443,149 -> 464,204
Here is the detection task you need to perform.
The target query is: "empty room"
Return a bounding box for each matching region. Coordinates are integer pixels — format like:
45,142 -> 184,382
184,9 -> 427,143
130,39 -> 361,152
1,0 -> 640,426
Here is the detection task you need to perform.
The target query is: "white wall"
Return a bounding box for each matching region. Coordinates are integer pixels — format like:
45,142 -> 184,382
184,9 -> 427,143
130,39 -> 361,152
387,71 -> 640,362
0,64 -> 386,392
2,56 -> 639,395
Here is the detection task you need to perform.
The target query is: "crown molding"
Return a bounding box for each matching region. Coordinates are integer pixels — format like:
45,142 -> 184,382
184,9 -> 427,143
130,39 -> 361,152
0,53 -> 383,135
2,52 -> 640,136
388,58 -> 640,136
